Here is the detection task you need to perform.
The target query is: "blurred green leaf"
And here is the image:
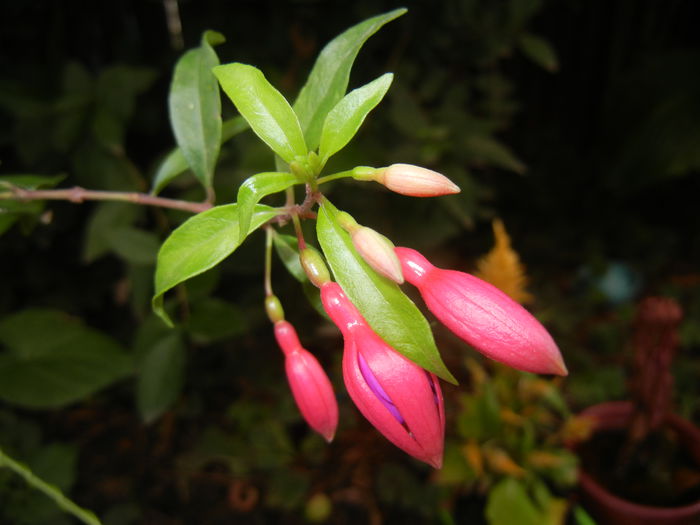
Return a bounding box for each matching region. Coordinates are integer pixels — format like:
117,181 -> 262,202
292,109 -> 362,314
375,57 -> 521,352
317,199 -> 456,383
136,332 -> 186,423
214,63 -> 306,163
573,505 -> 597,525
152,204 -> 279,326
293,8 -> 406,150
0,310 -> 132,408
186,297 -> 247,343
151,116 -> 248,195
168,31 -> 224,190
237,171 -> 299,239
28,444 -> 77,493
0,174 -> 65,191
465,135 -> 526,173
107,227 -> 160,266
93,65 -> 156,148
82,202 -> 139,262
318,73 -> 393,164
266,469 -> 310,510
486,478 -> 541,525
518,34 -> 559,72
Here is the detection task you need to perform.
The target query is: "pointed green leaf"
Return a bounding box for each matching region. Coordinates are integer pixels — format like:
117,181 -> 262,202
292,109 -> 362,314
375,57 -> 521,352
316,199 -> 456,383
168,31 -> 224,190
214,63 -> 306,163
137,332 -> 186,423
152,204 -> 279,326
486,478 -> 542,525
518,33 -> 559,72
319,73 -> 393,164
0,309 -> 132,408
107,227 -> 160,266
151,116 -> 248,195
293,8 -> 406,150
0,174 -> 65,190
237,172 -> 299,239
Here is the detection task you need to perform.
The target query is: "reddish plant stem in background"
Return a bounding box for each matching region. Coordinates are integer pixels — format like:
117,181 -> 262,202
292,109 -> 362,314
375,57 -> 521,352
1,186 -> 212,214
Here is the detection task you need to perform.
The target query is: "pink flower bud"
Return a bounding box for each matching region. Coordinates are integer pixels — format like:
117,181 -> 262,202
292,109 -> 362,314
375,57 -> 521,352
336,211 -> 403,284
350,226 -> 404,283
371,164 -> 460,197
274,320 -> 338,442
320,282 -> 445,468
395,247 -> 567,376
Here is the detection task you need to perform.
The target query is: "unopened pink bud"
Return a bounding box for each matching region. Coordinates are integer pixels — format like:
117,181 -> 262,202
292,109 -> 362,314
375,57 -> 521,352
395,247 -> 567,376
370,164 -> 460,197
351,227 -> 404,283
274,320 -> 338,442
320,282 -> 445,468
336,211 -> 403,283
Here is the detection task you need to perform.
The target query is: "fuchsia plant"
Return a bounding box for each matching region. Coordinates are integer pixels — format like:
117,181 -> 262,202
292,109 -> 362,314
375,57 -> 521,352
0,9 -> 567,470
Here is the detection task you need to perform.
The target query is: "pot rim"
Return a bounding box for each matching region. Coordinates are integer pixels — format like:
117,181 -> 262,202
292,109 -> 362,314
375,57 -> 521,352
576,400 -> 700,518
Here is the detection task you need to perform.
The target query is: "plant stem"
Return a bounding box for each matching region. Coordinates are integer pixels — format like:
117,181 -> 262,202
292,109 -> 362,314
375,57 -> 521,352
264,226 -> 274,296
316,169 -> 356,185
292,213 -> 306,251
0,186 -> 212,214
0,447 -> 102,525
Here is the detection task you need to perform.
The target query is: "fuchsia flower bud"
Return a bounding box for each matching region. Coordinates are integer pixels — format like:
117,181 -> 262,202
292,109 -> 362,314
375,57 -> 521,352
320,282 -> 445,468
363,164 -> 460,197
336,211 -> 404,284
274,320 -> 338,442
395,247 -> 568,376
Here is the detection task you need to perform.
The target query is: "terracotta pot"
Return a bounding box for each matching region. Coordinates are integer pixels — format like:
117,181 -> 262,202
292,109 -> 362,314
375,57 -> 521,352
575,401 -> 700,525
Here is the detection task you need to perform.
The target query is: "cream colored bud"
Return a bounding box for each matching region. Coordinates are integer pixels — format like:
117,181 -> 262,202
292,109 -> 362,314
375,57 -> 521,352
350,227 -> 404,284
375,164 -> 460,197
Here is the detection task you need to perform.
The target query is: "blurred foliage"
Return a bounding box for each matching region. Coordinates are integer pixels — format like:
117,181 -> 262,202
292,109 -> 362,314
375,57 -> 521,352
0,0 -> 699,523
435,358 -> 591,524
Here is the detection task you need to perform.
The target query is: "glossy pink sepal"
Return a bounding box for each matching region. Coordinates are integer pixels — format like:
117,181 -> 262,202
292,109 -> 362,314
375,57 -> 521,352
395,247 -> 567,376
320,282 -> 445,468
274,320 -> 339,442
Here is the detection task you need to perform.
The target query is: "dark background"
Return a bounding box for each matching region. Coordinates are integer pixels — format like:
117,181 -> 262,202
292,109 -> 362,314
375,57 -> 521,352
1,1 -> 699,523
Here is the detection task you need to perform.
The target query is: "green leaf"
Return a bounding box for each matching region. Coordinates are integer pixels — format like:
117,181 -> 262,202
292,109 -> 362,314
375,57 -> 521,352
151,116 -> 248,195
168,31 -> 224,190
485,478 -> 542,525
318,73 -> 393,164
0,174 -> 65,190
465,135 -> 526,174
316,200 -> 455,383
82,202 -> 139,262
214,63 -> 307,163
107,227 -> 160,266
152,204 -> 279,326
187,297 -> 248,343
518,33 -> 559,72
293,8 -> 406,150
136,332 -> 186,423
237,171 -> 299,239
0,213 -> 17,236
0,309 -> 132,408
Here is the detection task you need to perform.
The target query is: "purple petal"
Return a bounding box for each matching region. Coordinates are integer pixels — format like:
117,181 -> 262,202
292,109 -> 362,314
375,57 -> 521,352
357,352 -> 405,424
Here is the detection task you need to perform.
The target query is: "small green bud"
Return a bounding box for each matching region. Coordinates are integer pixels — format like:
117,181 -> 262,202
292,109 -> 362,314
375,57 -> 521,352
305,493 -> 332,522
300,248 -> 331,287
265,295 -> 285,323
